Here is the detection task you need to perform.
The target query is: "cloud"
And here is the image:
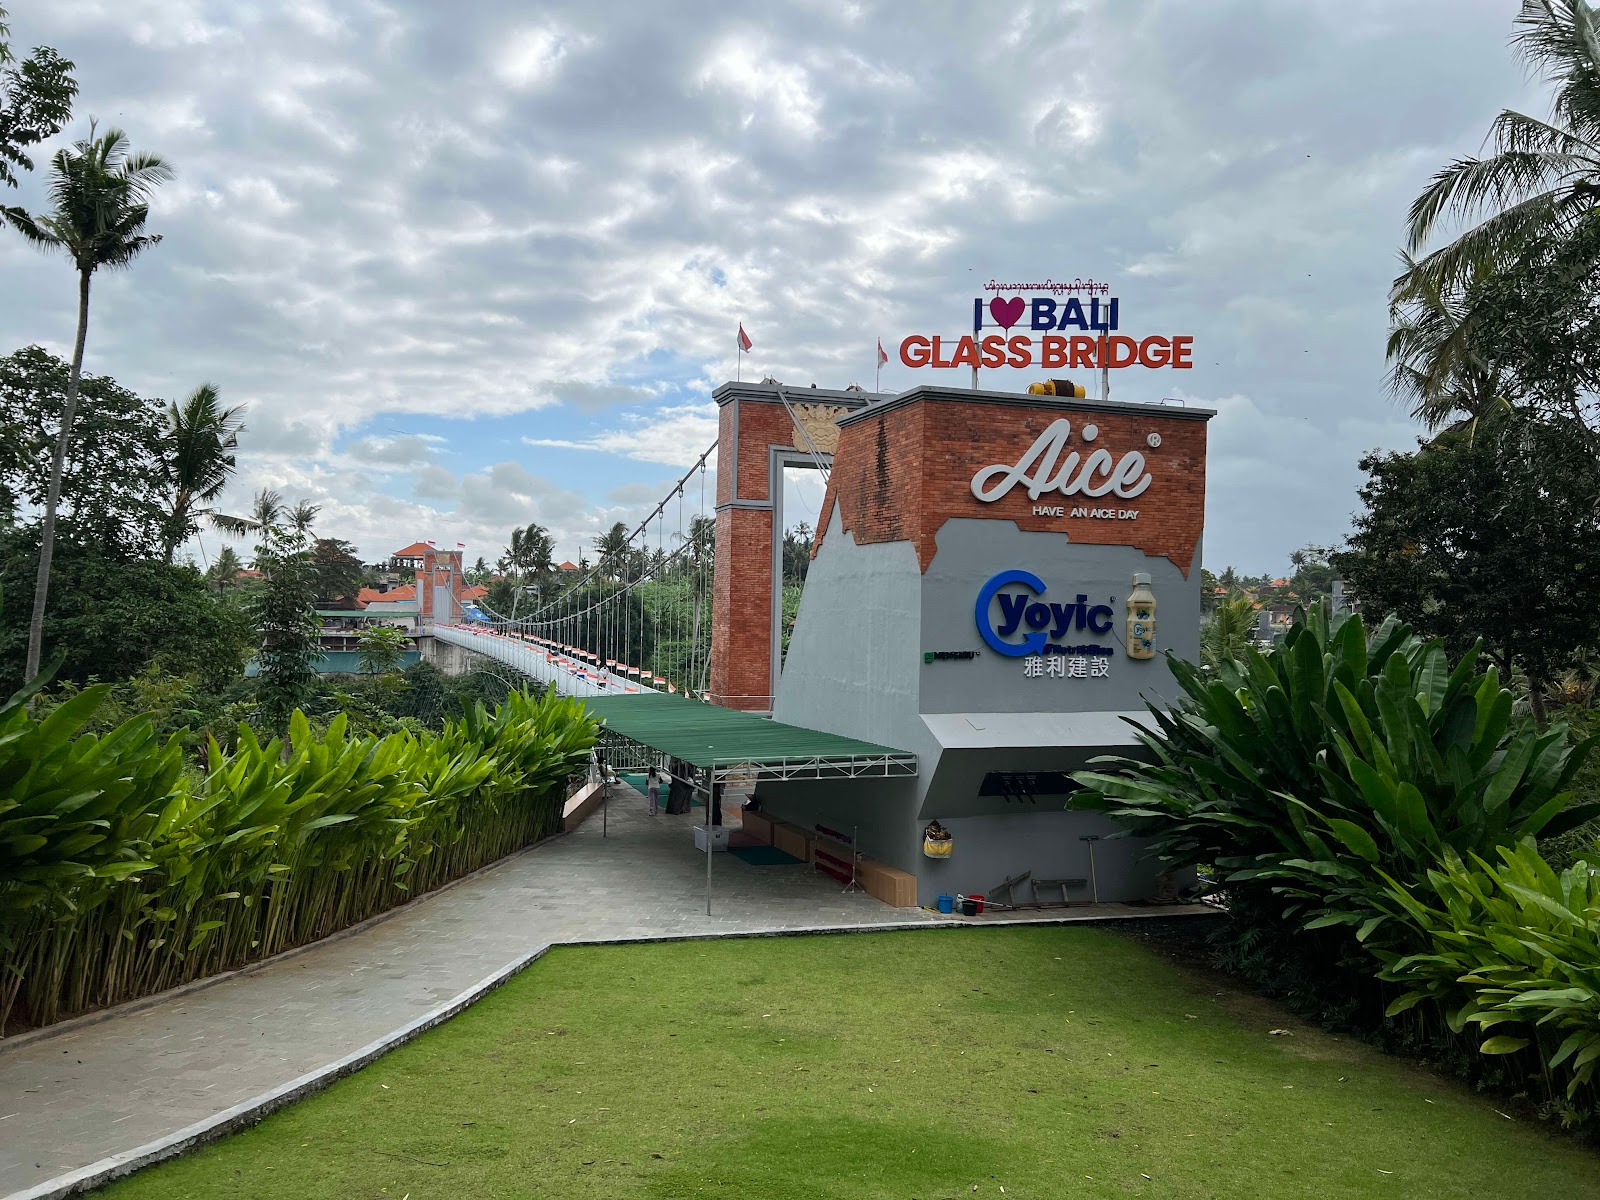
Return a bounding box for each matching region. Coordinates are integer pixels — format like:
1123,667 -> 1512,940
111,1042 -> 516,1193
524,403 -> 719,467
537,378 -> 660,412
1,0 -> 1553,574
346,433 -> 438,468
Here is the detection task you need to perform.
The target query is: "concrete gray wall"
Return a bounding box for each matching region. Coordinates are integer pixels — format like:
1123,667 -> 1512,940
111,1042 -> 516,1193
767,497 -> 1203,906
766,508 -> 934,874
920,518 -> 1197,716
924,811 -> 1168,907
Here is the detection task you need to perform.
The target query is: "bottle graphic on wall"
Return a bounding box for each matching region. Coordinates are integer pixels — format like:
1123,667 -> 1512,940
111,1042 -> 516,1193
1126,572 -> 1156,659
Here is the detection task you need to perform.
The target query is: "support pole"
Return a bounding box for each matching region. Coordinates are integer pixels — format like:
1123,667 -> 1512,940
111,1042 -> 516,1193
703,771 -> 714,916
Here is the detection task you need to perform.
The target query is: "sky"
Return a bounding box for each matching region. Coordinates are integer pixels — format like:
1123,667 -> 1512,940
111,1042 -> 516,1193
0,0 -> 1545,574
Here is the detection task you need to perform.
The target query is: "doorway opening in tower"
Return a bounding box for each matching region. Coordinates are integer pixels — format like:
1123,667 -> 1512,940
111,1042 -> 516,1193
778,463 -> 824,678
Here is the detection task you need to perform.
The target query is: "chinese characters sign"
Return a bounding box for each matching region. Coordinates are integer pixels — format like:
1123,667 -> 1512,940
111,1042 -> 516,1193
1022,654 -> 1109,680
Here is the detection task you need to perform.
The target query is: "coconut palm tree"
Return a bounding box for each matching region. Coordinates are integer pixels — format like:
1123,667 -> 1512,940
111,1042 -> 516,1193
158,383 -> 248,562
206,544 -> 243,595
1385,255 -> 1512,430
593,522 -> 631,580
230,489 -> 319,566
501,524 -> 554,620
2,122 -> 171,681
1398,0 -> 1600,300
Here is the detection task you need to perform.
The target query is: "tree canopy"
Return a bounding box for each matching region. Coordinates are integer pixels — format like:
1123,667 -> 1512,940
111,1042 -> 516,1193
0,345 -> 164,552
1334,409 -> 1600,717
0,4 -> 76,191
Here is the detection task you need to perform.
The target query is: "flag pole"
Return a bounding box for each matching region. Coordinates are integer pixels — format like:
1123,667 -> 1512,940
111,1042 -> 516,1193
875,338 -> 881,392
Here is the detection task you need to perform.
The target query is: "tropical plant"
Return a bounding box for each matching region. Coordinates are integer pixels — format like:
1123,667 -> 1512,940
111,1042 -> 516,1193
1378,840 -> 1600,1107
157,383 -> 247,563
1398,0 -> 1600,300
2,123 -> 171,682
1200,593 -> 1257,669
0,684 -> 596,1033
0,3 -> 77,191
1071,608 -> 1598,939
355,622 -> 410,676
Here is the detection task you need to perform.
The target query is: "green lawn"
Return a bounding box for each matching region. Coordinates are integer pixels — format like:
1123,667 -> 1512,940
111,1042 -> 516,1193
101,927 -> 1600,1199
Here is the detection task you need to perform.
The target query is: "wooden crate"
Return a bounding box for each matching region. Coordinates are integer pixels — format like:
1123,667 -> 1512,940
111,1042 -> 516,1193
740,809 -> 776,845
857,858 -> 918,908
772,822 -> 813,863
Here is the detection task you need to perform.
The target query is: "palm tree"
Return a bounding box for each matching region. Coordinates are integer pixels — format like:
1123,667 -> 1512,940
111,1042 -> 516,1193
232,489 -> 319,567
2,122 -> 171,682
1201,595 -> 1259,670
502,524 -> 554,619
593,522 -> 631,580
206,545 -> 243,595
1398,0 -> 1600,299
1385,256 -> 1512,430
158,383 -> 248,562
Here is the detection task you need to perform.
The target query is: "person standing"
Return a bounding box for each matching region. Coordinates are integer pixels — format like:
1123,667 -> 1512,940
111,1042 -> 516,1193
647,764 -> 661,816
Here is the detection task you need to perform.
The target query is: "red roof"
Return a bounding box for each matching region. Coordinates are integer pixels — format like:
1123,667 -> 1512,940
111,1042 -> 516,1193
460,584 -> 487,600
558,560 -> 579,571
360,583 -> 416,603
392,541 -> 433,558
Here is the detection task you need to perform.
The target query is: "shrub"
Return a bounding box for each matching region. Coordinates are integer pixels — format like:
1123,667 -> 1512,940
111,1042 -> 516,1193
1071,607 -> 1600,1121
1072,608 -> 1597,942
0,683 -> 596,1033
1380,841 -> 1600,1117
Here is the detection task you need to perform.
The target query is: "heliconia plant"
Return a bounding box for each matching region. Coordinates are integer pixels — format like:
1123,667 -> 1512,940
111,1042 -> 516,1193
0,684 -> 596,1033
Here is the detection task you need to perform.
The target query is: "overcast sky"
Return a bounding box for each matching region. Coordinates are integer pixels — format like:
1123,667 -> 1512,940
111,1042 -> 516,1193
0,0 -> 1541,573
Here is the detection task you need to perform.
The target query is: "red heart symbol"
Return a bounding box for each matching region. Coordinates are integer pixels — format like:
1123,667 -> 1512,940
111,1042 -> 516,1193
990,296 -> 1026,329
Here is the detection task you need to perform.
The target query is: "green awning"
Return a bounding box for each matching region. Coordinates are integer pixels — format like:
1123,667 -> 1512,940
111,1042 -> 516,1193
583,692 -> 917,781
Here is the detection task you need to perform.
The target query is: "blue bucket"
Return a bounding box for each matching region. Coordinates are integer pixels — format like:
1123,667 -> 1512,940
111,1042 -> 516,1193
936,894 -> 954,914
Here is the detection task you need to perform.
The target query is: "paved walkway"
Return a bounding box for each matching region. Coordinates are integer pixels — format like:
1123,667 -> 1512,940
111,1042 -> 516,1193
0,788 -> 941,1197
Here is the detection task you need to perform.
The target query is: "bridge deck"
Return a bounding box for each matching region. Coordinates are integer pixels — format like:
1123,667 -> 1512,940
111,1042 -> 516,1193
432,624 -> 657,698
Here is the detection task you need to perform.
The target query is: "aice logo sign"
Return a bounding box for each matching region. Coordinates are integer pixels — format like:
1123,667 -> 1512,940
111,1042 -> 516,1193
974,569 -> 1115,659
971,419 -> 1152,504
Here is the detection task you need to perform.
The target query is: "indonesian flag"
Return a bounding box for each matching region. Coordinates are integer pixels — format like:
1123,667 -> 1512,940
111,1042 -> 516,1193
738,323 -> 753,353
877,338 -> 888,366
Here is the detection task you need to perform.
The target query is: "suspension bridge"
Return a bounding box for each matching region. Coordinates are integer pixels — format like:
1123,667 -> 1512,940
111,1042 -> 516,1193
436,439 -> 719,701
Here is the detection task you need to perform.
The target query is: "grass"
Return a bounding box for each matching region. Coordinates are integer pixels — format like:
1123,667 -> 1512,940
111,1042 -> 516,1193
100,926 -> 1600,1199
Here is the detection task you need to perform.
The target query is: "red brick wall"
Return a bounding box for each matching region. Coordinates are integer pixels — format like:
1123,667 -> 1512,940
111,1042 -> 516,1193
711,401 -> 802,709
817,397 -> 1207,577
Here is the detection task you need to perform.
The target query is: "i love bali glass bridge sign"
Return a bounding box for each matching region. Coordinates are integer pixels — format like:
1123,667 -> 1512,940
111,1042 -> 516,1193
897,277 -> 1195,373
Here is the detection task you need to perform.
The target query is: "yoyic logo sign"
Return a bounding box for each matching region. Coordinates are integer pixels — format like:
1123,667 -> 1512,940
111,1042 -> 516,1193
974,569 -> 1116,659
